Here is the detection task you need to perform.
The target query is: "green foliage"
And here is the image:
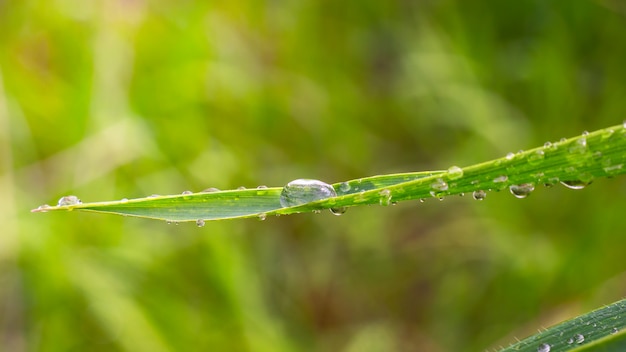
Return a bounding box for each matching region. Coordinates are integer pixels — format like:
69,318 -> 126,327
32,124 -> 626,223
4,1 -> 626,351
501,299 -> 626,351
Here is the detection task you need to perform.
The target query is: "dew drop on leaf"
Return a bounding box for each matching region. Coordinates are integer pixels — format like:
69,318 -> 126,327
574,333 -> 584,344
279,179 -> 337,207
560,180 -> 592,190
57,195 -> 81,206
537,343 -> 550,352
528,150 -> 545,165
330,207 -> 347,216
196,219 -> 205,227
181,190 -> 193,195
339,182 -> 351,193
472,190 -> 486,201
201,187 -> 220,193
509,183 -> 535,199
447,166 -> 463,180
379,189 -> 392,206
430,178 -> 449,198
257,213 -> 267,221
493,175 -> 508,183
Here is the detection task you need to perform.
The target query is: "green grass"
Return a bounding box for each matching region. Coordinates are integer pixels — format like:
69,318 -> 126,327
33,123 -> 626,224
6,1 -> 626,351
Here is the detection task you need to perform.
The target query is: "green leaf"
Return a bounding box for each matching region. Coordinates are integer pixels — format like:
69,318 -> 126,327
32,123 -> 626,222
500,299 -> 626,352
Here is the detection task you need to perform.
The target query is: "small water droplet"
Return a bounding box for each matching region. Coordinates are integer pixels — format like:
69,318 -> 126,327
120,198 -> 129,203
560,180 -> 592,190
493,175 -> 508,183
509,183 -> 535,199
574,333 -> 584,344
257,185 -> 268,189
543,177 -> 559,188
473,190 -> 487,200
568,138 -> 588,155
505,152 -> 515,160
419,198 -> 425,203
57,195 -> 81,206
280,179 -> 337,207
196,219 -> 205,227
313,209 -> 322,214
339,182 -> 351,193
237,186 -> 246,190
544,141 -> 552,148
567,338 -> 574,344
379,189 -> 392,206
612,327 -> 619,334
537,343 -> 551,352
560,137 -> 567,142
36,204 -> 51,212
181,190 -> 193,195
528,150 -> 545,165
430,178 -> 448,198
330,207 -> 347,216
148,194 -> 160,198
201,187 -> 220,193
258,213 -> 267,221
447,166 -> 464,180
582,130 -> 590,136
603,163 -> 623,175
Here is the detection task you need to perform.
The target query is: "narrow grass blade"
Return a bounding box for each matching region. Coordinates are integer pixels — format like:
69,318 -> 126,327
32,124 -> 626,222
500,299 -> 626,352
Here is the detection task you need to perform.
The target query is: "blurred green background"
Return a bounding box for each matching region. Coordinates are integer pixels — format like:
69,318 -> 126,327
2,0 -> 626,351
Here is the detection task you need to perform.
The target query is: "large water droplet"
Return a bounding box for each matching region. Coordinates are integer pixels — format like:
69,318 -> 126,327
379,189 -> 392,206
509,183 -> 535,199
473,190 -> 486,200
574,333 -> 585,344
560,180 -> 592,190
196,219 -> 206,227
280,179 -> 337,207
57,195 -> 81,206
447,166 -> 464,180
537,343 -> 551,352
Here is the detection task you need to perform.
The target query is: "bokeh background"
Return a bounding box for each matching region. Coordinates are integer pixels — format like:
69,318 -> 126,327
2,0 -> 626,351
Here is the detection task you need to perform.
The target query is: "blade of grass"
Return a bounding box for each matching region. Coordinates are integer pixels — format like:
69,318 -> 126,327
32,123 -> 626,222
500,298 -> 626,352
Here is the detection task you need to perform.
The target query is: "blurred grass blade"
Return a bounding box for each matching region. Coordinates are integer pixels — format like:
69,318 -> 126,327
32,123 -> 626,222
500,299 -> 626,352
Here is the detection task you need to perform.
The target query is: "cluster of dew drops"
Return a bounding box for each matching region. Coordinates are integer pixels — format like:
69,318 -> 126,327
39,128 -> 626,226
534,326 -> 621,352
